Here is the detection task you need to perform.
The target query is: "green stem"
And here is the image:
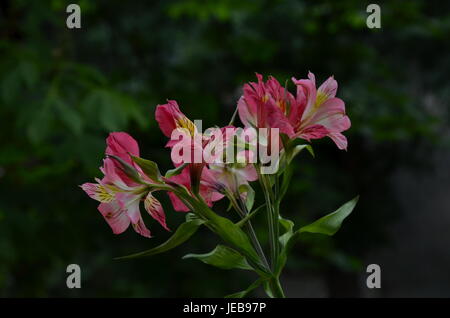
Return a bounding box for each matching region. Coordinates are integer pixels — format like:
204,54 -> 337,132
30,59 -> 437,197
230,193 -> 270,272
268,276 -> 285,298
245,222 -> 270,271
259,171 -> 279,271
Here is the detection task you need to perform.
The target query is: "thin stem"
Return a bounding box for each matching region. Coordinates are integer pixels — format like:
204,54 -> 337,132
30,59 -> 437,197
228,105 -> 239,125
237,198 -> 270,271
229,192 -> 270,272
259,171 -> 278,271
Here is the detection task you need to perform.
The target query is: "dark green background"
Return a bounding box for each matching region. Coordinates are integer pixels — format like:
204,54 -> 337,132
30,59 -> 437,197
1,0 -> 449,297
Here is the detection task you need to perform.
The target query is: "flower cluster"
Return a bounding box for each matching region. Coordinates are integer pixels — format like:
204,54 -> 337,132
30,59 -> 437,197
81,72 -> 356,298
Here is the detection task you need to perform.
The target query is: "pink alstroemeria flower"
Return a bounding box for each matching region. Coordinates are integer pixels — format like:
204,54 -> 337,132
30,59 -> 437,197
156,101 -> 224,211
238,73 -> 351,150
155,100 -> 199,148
237,73 -> 295,138
156,101 -> 258,211
291,72 -> 351,150
81,132 -> 169,238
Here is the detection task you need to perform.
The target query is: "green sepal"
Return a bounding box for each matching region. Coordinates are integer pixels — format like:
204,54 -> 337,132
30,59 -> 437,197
131,155 -> 162,182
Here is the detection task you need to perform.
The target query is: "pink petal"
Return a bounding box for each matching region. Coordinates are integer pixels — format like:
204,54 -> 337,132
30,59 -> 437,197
317,76 -> 338,99
106,132 -> 140,162
240,165 -> 258,182
155,100 -> 180,137
104,132 -> 141,186
265,101 -> 295,137
101,158 -> 134,188
310,98 -> 350,133
131,215 -> 152,238
80,182 -> 114,203
292,74 -> 317,121
328,132 -> 348,150
145,192 -> 170,231
237,96 -> 257,128
155,100 -> 194,138
98,202 -> 130,235
297,125 -> 329,141
116,192 -> 141,224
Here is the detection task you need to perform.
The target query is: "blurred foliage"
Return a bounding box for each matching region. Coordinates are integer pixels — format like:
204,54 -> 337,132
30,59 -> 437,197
0,0 -> 449,296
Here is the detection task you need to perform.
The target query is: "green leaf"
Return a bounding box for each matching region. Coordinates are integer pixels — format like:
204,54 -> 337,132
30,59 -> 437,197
107,154 -> 142,184
206,215 -> 264,271
225,278 -> 263,298
165,163 -> 188,178
275,196 -> 359,276
299,196 -> 359,236
173,190 -> 270,277
183,245 -> 253,270
278,216 -> 294,247
131,155 -> 162,182
274,216 -> 294,276
115,214 -> 205,260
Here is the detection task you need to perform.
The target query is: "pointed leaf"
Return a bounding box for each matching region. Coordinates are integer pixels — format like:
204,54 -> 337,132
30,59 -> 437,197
299,196 -> 359,236
115,214 -> 205,260
275,196 -> 359,276
165,163 -> 188,178
225,278 -> 263,298
278,216 -> 294,247
183,245 -> 252,270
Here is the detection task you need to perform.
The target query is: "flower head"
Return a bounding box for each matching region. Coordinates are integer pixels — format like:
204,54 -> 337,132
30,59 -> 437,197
238,72 -> 351,150
81,132 -> 169,238
291,72 -> 351,150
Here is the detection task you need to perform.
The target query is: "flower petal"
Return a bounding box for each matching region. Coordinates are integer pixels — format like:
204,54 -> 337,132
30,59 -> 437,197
156,100 -> 196,138
317,76 -> 338,101
80,182 -> 115,203
131,215 -> 152,238
292,73 -> 317,121
328,132 -> 348,150
265,101 -> 295,137
106,132 -> 140,162
145,192 -> 170,231
310,98 -> 350,133
237,96 -> 257,128
98,202 -> 130,235
297,124 -> 329,141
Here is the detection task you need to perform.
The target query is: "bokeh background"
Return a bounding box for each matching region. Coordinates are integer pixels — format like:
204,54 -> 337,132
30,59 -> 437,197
1,0 -> 449,297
